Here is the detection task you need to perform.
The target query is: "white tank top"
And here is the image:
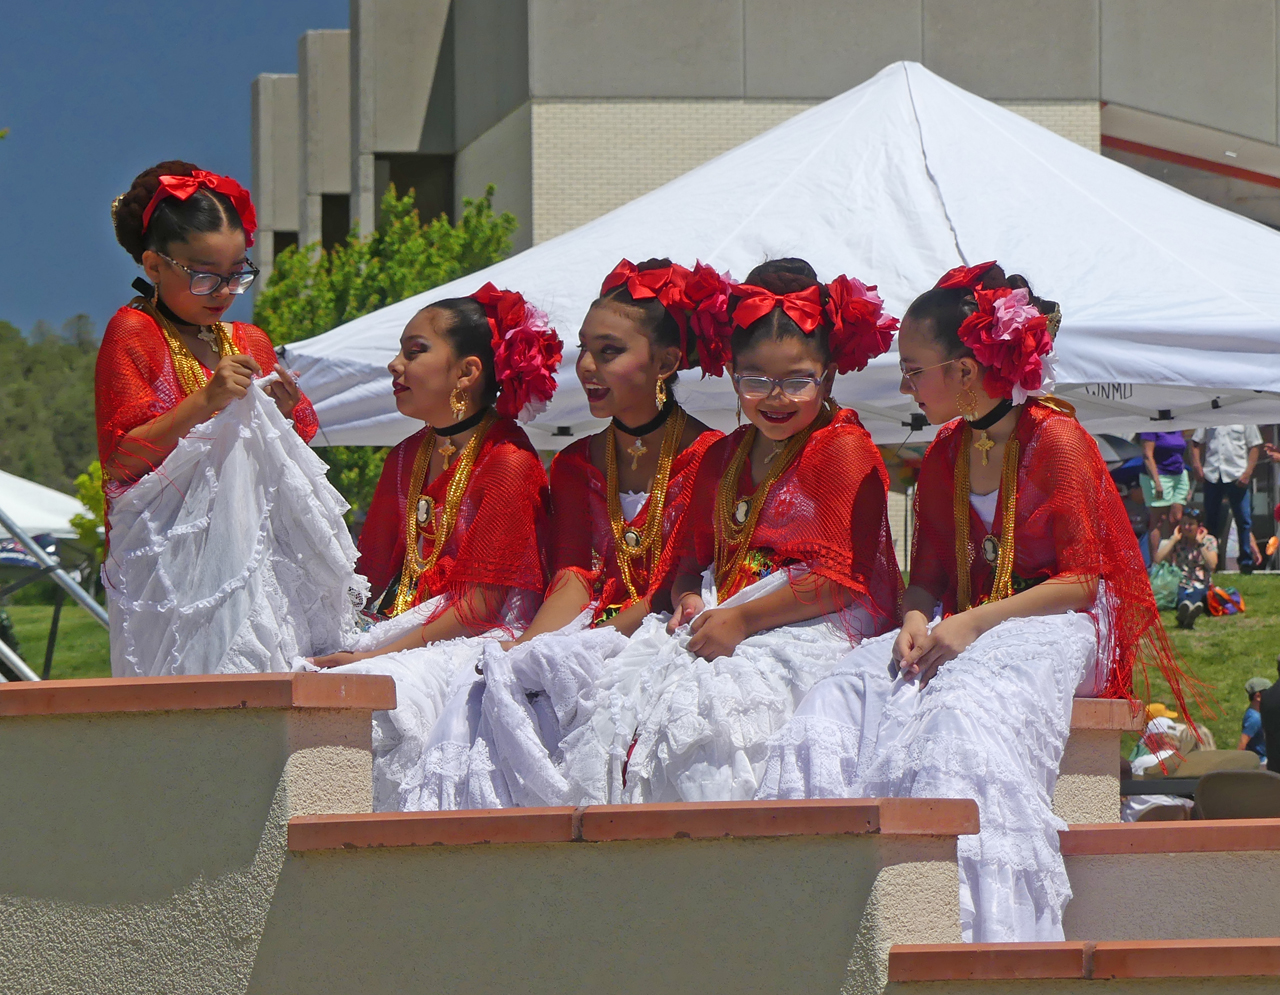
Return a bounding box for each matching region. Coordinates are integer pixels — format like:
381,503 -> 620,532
970,489 -> 999,532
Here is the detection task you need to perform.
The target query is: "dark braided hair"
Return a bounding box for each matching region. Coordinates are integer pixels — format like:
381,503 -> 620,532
729,257 -> 832,364
905,264 -> 1059,360
113,160 -> 247,265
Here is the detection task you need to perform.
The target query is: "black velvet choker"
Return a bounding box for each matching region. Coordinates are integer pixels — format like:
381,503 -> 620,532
969,398 -> 1015,431
132,278 -> 200,331
436,406 -> 490,437
612,397 -> 675,437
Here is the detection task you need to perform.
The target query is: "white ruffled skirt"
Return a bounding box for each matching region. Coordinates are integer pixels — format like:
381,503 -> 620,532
105,383 -> 366,678
756,611 -> 1101,943
558,568 -> 875,805
295,591 -> 538,811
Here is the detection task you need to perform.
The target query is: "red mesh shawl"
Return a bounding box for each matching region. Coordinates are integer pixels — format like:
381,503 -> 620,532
548,428 -> 721,621
358,417 -> 549,629
911,400 -> 1199,708
673,407 -> 904,640
95,305 -> 319,506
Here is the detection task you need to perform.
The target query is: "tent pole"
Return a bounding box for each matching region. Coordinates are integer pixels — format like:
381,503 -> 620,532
0,632 -> 39,681
0,504 -> 108,628
42,588 -> 65,680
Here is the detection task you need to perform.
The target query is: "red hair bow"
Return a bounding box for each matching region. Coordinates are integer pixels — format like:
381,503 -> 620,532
730,284 -> 825,334
934,260 -> 997,291
471,283 -> 563,422
141,170 -> 259,247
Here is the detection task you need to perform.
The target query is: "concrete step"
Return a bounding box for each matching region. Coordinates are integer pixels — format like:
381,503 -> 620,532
1057,699 -> 1143,825
1061,819 -> 1280,941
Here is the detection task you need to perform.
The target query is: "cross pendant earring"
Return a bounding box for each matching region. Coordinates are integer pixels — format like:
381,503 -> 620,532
626,437 -> 647,471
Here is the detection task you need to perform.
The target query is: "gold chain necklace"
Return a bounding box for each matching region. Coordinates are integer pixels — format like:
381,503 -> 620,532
953,422 -> 1020,612
605,406 -> 688,602
390,409 -> 498,616
134,296 -> 237,397
713,403 -> 832,593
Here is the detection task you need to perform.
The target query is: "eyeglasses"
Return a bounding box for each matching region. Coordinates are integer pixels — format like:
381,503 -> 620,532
732,373 -> 825,402
898,359 -> 955,390
158,253 -> 259,296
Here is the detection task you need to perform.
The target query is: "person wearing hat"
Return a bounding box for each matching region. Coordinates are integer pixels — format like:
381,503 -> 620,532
1260,658 -> 1280,774
1239,676 -> 1271,762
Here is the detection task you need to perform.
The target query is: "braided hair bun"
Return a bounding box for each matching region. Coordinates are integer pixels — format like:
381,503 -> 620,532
112,161 -> 247,264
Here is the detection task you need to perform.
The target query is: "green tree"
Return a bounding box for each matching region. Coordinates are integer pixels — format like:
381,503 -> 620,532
254,184 -> 517,520
69,460 -> 106,570
0,316 -> 100,494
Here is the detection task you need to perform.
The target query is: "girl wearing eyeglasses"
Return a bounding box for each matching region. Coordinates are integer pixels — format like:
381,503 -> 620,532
394,258 -> 727,810
101,161 -> 348,679
759,262 -> 1202,944
544,257 -> 903,806
100,161 -> 315,492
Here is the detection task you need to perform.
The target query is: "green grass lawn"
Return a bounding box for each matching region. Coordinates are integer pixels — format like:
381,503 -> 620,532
1145,572 -> 1280,751
4,603 -> 111,680
3,576 -> 1279,749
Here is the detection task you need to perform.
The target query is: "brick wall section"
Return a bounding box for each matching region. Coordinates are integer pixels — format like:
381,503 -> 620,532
529,98 -> 1101,243
997,99 -> 1102,153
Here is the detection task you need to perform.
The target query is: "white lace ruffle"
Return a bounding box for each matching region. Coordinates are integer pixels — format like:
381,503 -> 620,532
559,567 -> 873,805
105,384 -> 368,677
292,590 -> 539,811
757,612 -> 1097,943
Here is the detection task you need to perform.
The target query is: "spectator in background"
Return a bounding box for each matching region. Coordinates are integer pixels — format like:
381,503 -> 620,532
1138,430 -> 1191,551
1190,425 -> 1262,573
1260,656 -> 1280,774
1239,676 -> 1270,763
1152,509 -> 1217,629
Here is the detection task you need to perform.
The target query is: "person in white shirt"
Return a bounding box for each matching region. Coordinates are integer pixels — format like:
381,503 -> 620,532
1190,425 -> 1262,572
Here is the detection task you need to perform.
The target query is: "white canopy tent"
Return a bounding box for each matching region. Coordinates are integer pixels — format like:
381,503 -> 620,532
283,61 -> 1280,451
0,469 -> 89,540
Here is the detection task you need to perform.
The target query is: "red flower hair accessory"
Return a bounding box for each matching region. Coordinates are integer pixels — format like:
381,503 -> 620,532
957,286 -> 1057,404
471,283 -> 564,422
934,260 -> 998,291
823,274 -> 899,374
141,170 -> 258,247
677,261 -> 734,377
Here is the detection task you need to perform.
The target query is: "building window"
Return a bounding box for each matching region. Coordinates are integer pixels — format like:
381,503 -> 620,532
321,194 -> 350,250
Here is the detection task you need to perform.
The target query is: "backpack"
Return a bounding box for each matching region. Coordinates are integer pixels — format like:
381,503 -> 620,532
1148,561 -> 1181,611
1206,586 -> 1246,616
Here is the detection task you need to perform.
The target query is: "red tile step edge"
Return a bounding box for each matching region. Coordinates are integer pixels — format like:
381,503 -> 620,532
288,798 -> 979,851
0,672 -> 397,716
888,939 -> 1280,982
1061,819 -> 1280,855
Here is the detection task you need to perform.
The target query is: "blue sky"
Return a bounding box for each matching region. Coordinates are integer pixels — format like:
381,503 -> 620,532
0,1 -> 349,334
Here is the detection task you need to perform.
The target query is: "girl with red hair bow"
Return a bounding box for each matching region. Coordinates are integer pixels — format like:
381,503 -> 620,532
102,161 -> 355,679
760,262 -> 1204,945
298,285 -> 560,799
404,257 -> 728,811
550,257 -> 904,808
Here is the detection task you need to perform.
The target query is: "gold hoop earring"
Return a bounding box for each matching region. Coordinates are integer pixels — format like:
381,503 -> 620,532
655,377 -> 668,409
957,386 -> 980,421
450,387 -> 467,420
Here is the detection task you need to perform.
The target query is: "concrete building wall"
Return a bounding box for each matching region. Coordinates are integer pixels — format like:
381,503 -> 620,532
299,30 -> 351,249
1100,0 -> 1279,143
456,102 -> 534,251
350,0 -> 451,232
454,0 -> 530,149
250,73 -> 299,286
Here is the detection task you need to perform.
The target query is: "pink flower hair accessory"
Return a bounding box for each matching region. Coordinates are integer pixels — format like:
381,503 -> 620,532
471,283 -> 564,422
957,286 -> 1057,404
823,274 -> 899,374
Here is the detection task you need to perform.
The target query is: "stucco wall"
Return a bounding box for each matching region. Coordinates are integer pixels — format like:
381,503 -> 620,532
0,708 -> 370,995
250,833 -> 960,995
1055,727 -> 1122,824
